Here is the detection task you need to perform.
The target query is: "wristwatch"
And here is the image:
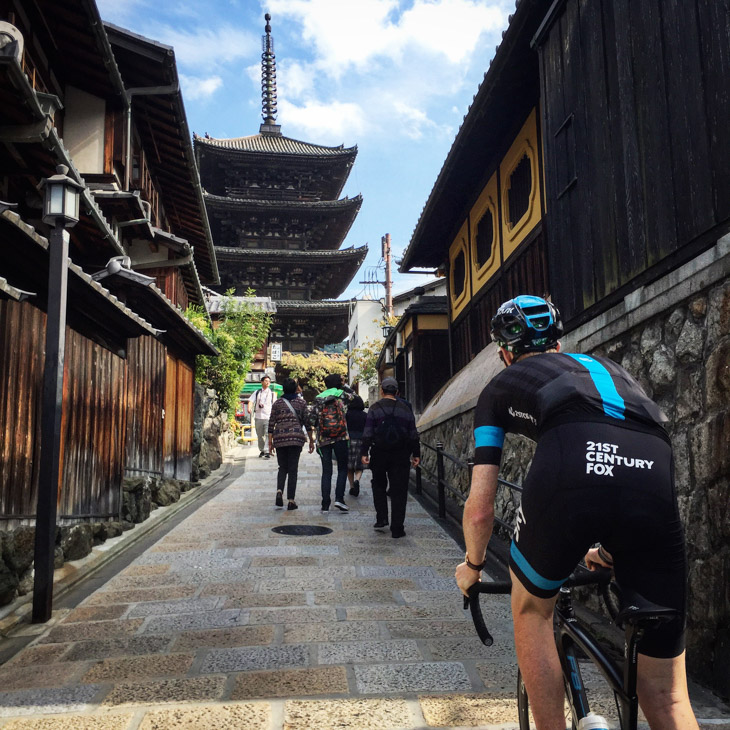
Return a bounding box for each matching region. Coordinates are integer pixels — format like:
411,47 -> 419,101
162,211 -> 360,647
465,553 -> 486,571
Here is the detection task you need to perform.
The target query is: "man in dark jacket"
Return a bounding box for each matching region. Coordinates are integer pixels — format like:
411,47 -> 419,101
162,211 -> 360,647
361,377 -> 420,538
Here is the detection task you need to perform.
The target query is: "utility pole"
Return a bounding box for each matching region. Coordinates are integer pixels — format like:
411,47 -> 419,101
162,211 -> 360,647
381,233 -> 393,319
358,233 -> 394,319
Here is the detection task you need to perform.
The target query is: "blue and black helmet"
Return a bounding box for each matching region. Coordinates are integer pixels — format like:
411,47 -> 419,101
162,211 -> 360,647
490,295 -> 563,354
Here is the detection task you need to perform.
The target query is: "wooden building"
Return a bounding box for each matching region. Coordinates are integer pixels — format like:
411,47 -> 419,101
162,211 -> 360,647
0,0 -> 217,527
401,0 -> 730,696
195,14 -> 366,352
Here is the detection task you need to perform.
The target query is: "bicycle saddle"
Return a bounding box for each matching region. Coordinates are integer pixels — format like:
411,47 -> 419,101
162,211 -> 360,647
615,585 -> 680,628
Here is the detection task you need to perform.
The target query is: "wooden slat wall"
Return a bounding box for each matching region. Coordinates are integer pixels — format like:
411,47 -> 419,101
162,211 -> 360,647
59,329 -> 126,519
539,0 -> 728,325
0,301 -> 44,519
0,300 -> 127,523
162,354 -> 194,480
125,336 -> 165,477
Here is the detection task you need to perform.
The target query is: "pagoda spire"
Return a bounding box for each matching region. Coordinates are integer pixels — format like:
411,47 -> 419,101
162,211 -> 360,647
260,13 -> 281,135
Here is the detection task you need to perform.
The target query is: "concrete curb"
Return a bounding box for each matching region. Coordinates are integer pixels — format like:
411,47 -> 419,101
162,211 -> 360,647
0,450 -> 243,636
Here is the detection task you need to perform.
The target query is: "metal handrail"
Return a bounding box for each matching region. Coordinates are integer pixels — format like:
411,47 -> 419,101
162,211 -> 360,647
416,440 -> 523,523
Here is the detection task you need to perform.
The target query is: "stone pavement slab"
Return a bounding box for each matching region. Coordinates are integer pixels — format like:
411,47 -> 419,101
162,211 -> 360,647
0,443 -> 727,729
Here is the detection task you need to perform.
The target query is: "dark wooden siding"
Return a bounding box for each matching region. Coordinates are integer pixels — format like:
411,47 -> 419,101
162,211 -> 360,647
0,300 -> 126,523
452,231 -> 548,372
163,354 -> 194,480
59,329 -> 126,519
0,301 -> 44,520
125,336 -> 165,477
538,0 -> 730,326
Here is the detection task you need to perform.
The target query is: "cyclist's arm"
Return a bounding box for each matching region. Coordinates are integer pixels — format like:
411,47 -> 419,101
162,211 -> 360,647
456,464 -> 499,596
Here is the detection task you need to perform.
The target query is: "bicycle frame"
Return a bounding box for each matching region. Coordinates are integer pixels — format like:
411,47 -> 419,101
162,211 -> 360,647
555,586 -> 641,730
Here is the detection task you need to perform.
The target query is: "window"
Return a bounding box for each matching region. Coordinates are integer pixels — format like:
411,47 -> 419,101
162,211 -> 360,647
475,209 -> 494,268
507,154 -> 532,228
452,248 -> 466,299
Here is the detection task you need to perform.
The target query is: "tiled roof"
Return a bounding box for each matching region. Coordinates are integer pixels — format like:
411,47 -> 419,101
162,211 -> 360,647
194,132 -> 356,158
203,193 -> 362,211
215,245 -> 367,262
275,299 -> 352,312
206,296 -> 277,315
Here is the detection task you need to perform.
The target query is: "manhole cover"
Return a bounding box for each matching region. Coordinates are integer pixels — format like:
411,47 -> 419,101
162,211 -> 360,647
272,525 -> 333,536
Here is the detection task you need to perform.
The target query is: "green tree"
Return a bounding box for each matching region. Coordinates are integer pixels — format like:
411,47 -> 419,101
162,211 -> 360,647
349,315 -> 400,387
279,351 -> 347,394
185,291 -> 271,415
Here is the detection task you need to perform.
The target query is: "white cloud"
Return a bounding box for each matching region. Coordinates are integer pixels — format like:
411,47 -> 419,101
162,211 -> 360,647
97,0 -> 150,25
180,74 -> 223,100
147,25 -> 257,71
278,99 -> 369,143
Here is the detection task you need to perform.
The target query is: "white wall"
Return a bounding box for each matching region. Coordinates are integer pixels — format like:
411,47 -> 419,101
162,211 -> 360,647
63,86 -> 106,175
347,299 -> 383,401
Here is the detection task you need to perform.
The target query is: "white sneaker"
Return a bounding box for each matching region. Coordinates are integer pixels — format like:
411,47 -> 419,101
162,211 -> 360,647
334,501 -> 348,512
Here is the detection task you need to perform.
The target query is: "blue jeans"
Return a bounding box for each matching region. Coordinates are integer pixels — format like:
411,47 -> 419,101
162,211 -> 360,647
318,440 -> 349,508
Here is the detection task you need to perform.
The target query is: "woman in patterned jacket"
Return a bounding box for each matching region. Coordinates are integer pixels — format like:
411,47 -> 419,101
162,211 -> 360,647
268,378 -> 314,510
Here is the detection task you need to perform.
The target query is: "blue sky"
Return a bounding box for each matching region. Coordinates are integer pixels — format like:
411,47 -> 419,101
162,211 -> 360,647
97,0 -> 514,299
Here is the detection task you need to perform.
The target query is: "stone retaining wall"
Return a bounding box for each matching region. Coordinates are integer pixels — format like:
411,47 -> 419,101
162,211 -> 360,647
417,245 -> 730,698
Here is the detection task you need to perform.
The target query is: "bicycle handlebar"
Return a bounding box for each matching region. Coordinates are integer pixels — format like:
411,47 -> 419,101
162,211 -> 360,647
464,569 -> 612,646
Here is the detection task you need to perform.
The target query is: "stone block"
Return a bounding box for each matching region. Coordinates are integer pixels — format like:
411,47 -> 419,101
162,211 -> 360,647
60,636 -> 170,663
3,526 -> 35,575
231,666 -> 348,700
690,413 -> 730,486
640,320 -> 663,357
318,640 -> 421,664
706,280 -> 730,350
705,338 -> 730,411
675,318 -> 705,363
201,644 -> 309,673
664,307 -> 686,346
58,524 -> 94,562
0,685 -> 101,718
676,367 -> 703,422
353,661 -> 472,693
284,699 -> 412,730
81,653 -> 194,683
151,479 -> 181,507
0,557 -> 19,605
138,703 -> 269,730
420,693 -> 517,727
3,714 -> 134,729
171,625 -> 274,651
122,476 -> 151,524
648,345 -> 677,392
101,676 -> 226,707
104,522 -> 124,538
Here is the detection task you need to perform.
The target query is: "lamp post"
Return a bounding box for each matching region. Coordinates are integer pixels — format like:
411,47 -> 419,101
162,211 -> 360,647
32,165 -> 84,623
381,324 -> 393,339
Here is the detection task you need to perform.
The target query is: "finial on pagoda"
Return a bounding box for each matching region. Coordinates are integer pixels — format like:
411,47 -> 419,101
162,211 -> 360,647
260,12 -> 281,135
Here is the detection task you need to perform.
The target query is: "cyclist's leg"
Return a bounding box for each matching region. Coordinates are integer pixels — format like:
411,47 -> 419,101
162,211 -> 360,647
636,652 -> 699,730
510,569 -> 564,730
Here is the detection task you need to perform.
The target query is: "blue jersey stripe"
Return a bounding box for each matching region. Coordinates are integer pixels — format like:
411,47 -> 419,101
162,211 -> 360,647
510,541 -> 568,591
568,354 -> 626,420
474,426 -> 505,449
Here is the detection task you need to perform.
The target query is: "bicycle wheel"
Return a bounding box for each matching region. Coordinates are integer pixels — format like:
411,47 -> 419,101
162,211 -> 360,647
517,669 -> 578,730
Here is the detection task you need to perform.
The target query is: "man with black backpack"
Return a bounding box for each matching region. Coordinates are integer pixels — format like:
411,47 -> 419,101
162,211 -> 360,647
361,377 -> 420,538
311,373 -> 355,512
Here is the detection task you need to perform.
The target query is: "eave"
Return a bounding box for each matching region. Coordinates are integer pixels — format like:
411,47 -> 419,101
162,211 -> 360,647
105,22 -> 220,286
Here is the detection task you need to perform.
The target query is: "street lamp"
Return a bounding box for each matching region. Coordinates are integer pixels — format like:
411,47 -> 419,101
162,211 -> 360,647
32,165 -> 84,623
382,324 -> 393,339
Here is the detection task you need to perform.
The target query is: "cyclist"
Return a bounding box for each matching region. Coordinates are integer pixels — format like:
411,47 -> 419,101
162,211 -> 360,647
455,295 -> 698,730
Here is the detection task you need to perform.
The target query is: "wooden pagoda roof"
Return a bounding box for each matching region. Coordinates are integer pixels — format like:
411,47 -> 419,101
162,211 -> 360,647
195,132 -> 357,159
215,245 -> 367,300
105,23 -> 219,286
272,300 -> 352,346
204,194 -> 362,251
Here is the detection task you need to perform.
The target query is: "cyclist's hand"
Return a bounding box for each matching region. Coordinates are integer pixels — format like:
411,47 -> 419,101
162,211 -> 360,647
455,561 -> 481,597
585,546 -> 613,571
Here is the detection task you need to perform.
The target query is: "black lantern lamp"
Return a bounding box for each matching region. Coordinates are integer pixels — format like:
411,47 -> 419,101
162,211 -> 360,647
41,165 -> 83,227
32,164 -> 84,624
382,324 -> 393,338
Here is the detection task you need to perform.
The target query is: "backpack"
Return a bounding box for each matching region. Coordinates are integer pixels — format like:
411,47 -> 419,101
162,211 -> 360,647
317,397 -> 348,440
373,402 -> 408,450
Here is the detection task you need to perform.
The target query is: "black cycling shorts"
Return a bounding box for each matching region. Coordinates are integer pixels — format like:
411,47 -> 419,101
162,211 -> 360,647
509,421 -> 687,658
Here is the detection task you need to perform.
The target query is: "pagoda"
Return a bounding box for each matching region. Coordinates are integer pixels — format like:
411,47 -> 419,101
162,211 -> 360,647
194,14 -> 366,352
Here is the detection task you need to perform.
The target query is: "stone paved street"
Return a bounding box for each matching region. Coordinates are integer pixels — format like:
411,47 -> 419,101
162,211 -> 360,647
0,444 -> 728,729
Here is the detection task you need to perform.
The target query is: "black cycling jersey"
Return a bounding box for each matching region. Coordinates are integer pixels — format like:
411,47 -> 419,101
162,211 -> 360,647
473,352 -> 667,466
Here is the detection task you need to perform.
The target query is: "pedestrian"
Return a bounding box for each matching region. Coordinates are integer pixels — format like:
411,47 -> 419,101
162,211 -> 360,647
248,375 -> 276,458
346,395 -> 367,496
311,373 -> 355,512
361,377 -> 420,538
268,378 -> 314,510
455,295 -> 698,730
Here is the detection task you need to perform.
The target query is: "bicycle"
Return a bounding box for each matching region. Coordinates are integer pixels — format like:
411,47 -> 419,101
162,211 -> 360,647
465,569 -> 680,729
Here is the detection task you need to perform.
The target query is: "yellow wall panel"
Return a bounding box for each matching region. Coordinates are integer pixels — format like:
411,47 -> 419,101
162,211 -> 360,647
404,318 -> 413,340
449,220 -> 470,321
470,172 -> 501,295
499,107 -> 542,260
417,314 -> 448,330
